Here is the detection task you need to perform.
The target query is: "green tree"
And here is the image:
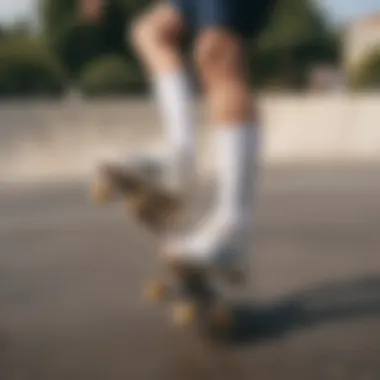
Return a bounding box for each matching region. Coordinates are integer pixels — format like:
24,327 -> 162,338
7,20 -> 33,37
80,54 -> 145,96
40,0 -> 339,89
260,0 -> 330,50
351,49 -> 380,89
255,0 -> 340,88
41,0 -> 129,77
0,36 -> 67,97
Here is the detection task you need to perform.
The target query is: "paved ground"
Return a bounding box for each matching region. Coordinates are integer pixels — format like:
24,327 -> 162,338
0,165 -> 380,380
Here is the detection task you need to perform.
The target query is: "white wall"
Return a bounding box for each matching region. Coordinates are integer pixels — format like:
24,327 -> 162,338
0,95 -> 379,182
345,16 -> 380,71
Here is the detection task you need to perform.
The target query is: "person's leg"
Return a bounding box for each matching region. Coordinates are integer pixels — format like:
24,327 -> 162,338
164,31 -> 258,267
164,0 -> 276,270
130,2 -> 195,193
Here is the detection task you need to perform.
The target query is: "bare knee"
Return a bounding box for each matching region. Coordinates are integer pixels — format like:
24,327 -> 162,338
195,31 -> 253,123
194,31 -> 247,85
130,4 -> 184,54
130,15 -> 153,52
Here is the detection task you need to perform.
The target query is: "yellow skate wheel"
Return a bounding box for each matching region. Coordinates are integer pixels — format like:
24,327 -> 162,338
209,303 -> 231,329
172,301 -> 197,326
92,179 -> 112,204
126,192 -> 147,215
143,281 -> 169,302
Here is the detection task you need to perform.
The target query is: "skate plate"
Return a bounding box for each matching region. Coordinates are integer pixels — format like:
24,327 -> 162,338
92,163 -> 182,231
93,162 -> 234,336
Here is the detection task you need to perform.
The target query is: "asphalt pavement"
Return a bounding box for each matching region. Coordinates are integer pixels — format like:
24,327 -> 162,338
0,165 -> 380,380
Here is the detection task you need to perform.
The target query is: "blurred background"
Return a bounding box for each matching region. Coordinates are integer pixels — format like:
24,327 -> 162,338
0,0 -> 380,96
0,0 -> 380,178
0,1 -> 380,380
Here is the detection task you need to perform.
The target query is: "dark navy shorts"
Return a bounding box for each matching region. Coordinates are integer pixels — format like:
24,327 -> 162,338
169,0 -> 277,38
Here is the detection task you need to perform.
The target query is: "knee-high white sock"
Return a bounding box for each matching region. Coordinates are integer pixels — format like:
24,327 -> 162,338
165,123 -> 260,266
214,124 -> 259,227
154,70 -> 195,192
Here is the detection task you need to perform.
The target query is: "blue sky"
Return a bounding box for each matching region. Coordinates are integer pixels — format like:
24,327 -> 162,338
318,0 -> 380,24
0,0 -> 380,25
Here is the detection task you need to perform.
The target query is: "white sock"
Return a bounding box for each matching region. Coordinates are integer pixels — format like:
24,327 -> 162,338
154,70 -> 195,192
165,123 -> 260,266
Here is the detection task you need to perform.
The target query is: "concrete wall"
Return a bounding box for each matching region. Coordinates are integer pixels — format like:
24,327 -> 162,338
262,95 -> 380,162
345,13 -> 380,72
1,95 -> 380,182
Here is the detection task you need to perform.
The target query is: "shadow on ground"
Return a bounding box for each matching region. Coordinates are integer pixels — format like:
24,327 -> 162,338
218,275 -> 380,345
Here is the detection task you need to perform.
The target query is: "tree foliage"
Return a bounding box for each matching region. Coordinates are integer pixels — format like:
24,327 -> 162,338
0,36 -> 67,97
351,49 -> 380,89
41,0 -> 128,77
80,54 -> 145,96
255,0 -> 339,88
259,0 -> 330,50
24,0 -> 341,92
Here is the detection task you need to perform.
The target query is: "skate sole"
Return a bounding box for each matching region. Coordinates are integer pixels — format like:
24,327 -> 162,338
92,163 -> 182,231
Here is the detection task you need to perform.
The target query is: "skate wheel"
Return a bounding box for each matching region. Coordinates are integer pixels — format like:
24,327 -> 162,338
165,259 -> 197,278
143,281 -> 169,302
172,301 -> 197,326
209,303 -> 231,329
126,192 -> 147,215
92,179 -> 112,204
